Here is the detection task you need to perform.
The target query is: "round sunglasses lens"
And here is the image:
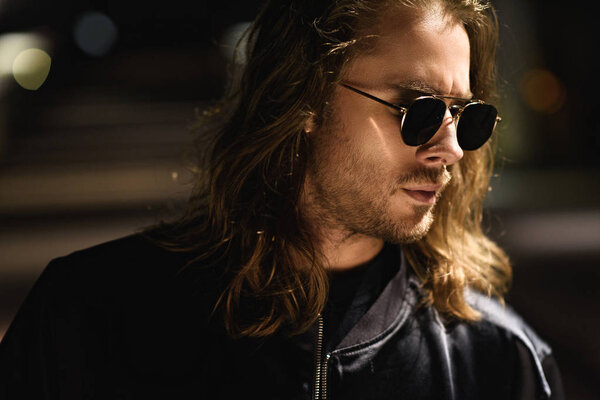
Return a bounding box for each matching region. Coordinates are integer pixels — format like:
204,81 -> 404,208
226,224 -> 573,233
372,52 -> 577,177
456,103 -> 498,150
401,98 -> 446,146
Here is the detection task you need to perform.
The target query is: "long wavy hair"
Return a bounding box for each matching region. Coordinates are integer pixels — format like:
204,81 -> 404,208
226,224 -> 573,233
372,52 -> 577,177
157,0 -> 511,338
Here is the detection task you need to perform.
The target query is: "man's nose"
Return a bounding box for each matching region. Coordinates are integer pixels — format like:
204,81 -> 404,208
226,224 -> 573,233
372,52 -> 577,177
415,110 -> 464,167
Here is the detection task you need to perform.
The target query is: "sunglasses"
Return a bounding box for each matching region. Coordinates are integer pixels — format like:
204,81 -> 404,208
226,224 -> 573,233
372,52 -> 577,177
340,83 -> 501,151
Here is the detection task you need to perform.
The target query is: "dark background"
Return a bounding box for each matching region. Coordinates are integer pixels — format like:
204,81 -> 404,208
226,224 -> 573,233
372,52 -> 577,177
0,0 -> 598,398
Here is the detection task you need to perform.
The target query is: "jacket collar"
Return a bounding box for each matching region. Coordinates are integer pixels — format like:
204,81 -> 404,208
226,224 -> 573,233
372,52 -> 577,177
335,246 -> 416,350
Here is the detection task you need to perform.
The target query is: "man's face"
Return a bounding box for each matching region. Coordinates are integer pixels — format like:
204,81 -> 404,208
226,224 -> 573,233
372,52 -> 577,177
304,7 -> 470,244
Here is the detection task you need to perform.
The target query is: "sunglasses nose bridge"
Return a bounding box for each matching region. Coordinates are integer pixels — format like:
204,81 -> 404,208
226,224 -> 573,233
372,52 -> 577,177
416,101 -> 464,167
448,104 -> 462,122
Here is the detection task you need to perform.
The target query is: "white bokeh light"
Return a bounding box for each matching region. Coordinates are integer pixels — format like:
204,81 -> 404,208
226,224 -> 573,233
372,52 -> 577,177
12,48 -> 52,90
0,33 -> 52,92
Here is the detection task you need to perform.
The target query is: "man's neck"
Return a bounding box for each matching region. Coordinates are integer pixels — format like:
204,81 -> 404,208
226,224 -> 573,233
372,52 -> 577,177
301,176 -> 385,272
319,231 -> 384,272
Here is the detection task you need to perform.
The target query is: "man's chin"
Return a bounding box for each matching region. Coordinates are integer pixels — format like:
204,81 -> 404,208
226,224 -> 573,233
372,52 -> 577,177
384,207 -> 435,244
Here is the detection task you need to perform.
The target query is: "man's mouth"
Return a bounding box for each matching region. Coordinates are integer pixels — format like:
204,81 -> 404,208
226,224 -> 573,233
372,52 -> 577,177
402,184 -> 443,205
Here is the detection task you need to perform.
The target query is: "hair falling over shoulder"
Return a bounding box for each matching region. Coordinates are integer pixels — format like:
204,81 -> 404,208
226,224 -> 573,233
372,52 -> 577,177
152,0 -> 512,338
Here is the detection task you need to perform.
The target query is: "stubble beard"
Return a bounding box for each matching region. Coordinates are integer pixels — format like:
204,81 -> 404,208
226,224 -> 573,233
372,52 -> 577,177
304,126 -> 449,245
306,171 -> 440,245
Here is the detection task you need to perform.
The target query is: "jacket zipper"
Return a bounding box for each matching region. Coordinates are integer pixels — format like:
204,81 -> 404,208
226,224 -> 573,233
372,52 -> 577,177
313,314 -> 330,400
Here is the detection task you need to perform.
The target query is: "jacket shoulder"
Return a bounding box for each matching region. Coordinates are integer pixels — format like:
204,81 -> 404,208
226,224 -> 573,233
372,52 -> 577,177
49,232 -> 194,281
19,232 -> 210,314
56,232 -> 185,269
465,290 -> 553,398
0,233 -> 220,398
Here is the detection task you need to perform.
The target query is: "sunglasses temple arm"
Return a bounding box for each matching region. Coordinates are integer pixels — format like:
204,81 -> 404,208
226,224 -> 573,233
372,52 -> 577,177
340,84 -> 407,114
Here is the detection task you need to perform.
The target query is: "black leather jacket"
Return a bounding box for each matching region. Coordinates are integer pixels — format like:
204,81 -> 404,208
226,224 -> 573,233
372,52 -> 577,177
0,234 -> 564,399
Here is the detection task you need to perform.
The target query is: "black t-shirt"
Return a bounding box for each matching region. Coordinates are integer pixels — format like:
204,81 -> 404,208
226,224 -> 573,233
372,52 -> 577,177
323,244 -> 400,352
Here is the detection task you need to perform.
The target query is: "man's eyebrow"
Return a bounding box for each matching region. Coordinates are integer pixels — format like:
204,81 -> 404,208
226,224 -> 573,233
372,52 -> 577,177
391,80 -> 473,99
392,80 -> 438,94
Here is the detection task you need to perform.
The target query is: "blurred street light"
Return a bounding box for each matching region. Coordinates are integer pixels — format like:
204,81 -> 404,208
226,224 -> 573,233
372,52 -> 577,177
0,32 -> 51,92
73,11 -> 118,57
12,48 -> 51,90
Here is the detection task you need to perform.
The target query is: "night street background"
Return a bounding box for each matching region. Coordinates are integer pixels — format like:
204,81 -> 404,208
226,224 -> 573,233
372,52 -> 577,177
0,0 -> 598,398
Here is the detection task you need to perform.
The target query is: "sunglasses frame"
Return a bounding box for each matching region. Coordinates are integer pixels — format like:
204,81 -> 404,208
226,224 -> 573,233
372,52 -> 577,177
340,83 -> 501,149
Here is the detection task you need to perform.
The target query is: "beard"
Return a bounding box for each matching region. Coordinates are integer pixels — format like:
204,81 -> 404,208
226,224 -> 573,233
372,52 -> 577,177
303,124 -> 450,245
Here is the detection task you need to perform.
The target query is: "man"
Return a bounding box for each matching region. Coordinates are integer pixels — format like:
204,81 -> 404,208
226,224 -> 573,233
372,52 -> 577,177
0,0 -> 564,399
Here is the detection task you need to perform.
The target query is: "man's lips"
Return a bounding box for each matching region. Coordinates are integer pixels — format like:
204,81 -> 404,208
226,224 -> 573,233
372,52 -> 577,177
402,184 -> 443,205
404,184 -> 443,192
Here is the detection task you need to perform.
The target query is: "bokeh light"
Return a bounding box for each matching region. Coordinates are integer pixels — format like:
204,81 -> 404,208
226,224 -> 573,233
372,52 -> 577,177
0,33 -> 51,92
12,48 -> 51,90
519,68 -> 566,114
73,11 -> 118,57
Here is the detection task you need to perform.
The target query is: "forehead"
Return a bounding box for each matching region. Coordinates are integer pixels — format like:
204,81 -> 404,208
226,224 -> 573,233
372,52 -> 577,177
344,6 -> 472,98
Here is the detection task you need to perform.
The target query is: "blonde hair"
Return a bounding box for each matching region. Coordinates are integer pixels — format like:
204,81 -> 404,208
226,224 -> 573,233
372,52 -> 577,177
155,0 -> 511,337
404,143 -> 511,320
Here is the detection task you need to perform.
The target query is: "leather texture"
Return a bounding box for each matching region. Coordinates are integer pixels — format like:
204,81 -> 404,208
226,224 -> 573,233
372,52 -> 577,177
0,234 -> 564,399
